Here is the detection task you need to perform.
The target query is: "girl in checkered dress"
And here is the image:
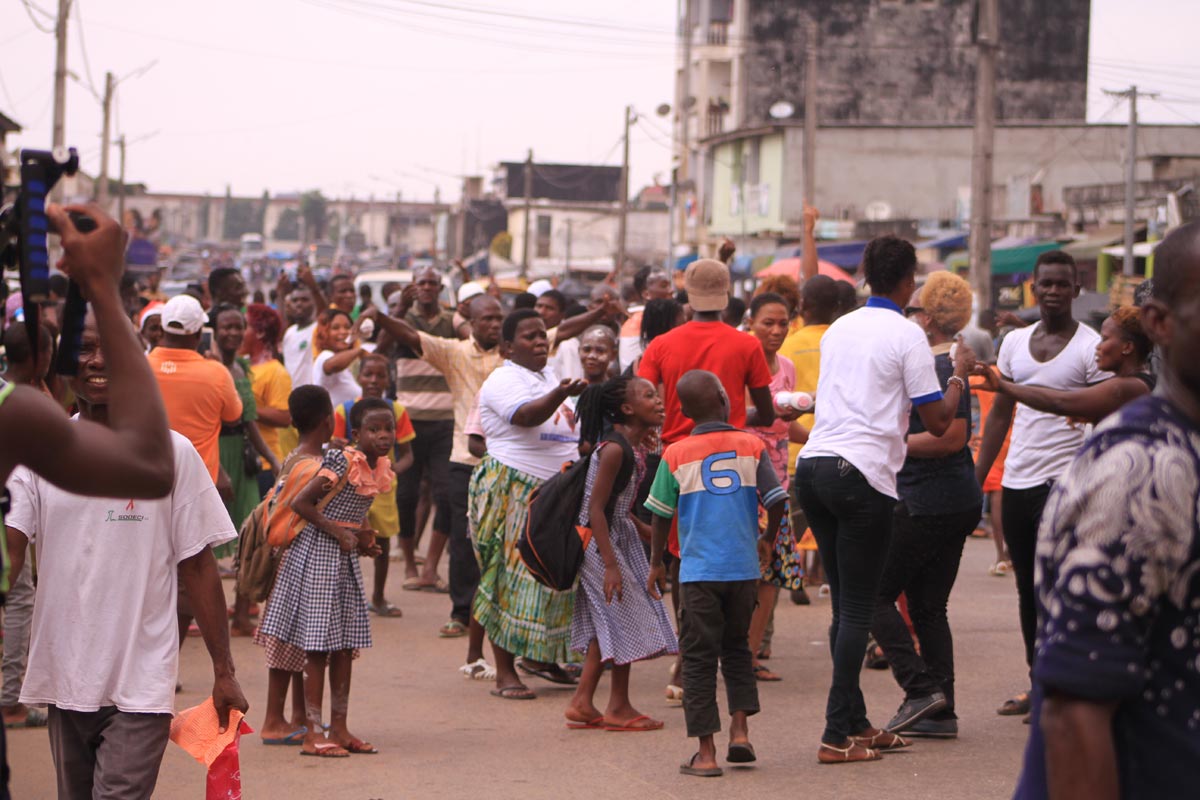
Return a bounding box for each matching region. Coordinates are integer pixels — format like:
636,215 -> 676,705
258,398 -> 396,757
565,376 -> 678,732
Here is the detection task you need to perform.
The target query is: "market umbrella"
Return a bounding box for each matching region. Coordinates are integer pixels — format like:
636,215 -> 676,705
757,257 -> 855,284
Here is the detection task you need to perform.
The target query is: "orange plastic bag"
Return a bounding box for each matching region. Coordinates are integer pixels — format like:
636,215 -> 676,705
169,698 -> 253,800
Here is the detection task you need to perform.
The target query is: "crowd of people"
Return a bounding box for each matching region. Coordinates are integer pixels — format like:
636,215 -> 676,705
0,201 -> 1196,798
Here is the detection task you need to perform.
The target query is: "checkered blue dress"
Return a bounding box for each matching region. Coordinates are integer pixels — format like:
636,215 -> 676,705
259,449 -> 374,652
569,441 -> 678,665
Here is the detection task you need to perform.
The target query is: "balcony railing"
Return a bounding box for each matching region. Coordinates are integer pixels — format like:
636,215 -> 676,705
706,21 -> 728,45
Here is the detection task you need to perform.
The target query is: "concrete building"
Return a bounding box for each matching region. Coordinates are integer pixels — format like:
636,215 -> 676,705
496,161 -> 668,277
669,0 -> 1200,258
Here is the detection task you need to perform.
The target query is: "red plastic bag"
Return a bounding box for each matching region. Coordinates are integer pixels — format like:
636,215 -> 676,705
205,720 -> 251,800
169,698 -> 254,800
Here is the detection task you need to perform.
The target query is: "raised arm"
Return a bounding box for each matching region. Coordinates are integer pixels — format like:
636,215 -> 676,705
361,289 -> 422,353
0,204 -> 174,497
554,297 -> 622,343
800,203 -> 819,283
297,264 -> 328,310
509,378 -> 588,427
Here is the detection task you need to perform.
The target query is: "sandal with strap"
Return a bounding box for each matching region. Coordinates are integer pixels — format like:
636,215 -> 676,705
997,691 -> 1031,716
850,729 -> 910,751
458,659 -> 496,681
817,741 -> 882,765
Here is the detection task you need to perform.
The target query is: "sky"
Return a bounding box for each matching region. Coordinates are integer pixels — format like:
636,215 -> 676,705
2,0 -> 1199,205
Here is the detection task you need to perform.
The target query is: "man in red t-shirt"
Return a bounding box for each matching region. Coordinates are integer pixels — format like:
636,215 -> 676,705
639,259 -> 776,444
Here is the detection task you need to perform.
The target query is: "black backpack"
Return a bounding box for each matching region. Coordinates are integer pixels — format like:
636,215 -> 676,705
518,433 -> 635,591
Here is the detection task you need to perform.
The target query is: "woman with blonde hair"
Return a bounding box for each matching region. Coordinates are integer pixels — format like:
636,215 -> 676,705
870,270 -> 983,741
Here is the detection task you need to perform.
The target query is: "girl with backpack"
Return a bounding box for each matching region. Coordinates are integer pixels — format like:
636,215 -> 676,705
564,376 -> 679,731
258,397 -> 396,757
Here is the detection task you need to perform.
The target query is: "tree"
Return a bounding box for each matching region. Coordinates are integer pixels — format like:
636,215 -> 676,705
273,207 -> 301,241
300,190 -> 328,243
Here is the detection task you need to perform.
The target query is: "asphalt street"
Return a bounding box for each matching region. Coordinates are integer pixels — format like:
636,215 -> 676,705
9,535 -> 1030,799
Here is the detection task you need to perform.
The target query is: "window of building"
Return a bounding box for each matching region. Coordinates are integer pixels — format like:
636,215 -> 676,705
746,137 -> 761,186
535,214 -> 552,258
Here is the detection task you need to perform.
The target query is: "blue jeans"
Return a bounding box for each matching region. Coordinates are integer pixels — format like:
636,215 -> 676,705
794,456 -> 895,743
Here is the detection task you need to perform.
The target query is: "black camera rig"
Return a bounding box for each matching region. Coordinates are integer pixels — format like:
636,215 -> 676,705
0,147 -> 94,375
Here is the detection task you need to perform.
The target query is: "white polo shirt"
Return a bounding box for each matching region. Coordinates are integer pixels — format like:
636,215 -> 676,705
798,297 -> 943,499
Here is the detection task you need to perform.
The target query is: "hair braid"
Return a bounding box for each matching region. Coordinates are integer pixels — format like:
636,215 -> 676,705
576,376 -> 631,447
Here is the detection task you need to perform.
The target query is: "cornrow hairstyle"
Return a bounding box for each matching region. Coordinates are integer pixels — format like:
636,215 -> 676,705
640,298 -> 683,348
350,396 -> 394,432
576,375 -> 632,447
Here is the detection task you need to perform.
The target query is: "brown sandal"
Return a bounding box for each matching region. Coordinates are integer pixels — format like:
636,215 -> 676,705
818,741 -> 882,764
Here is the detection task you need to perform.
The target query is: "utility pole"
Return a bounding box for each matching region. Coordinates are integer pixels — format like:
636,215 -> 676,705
116,135 -> 126,227
565,218 -> 573,274
521,148 -> 533,281
97,72 -> 114,209
1104,85 -> 1156,276
803,19 -> 818,206
616,105 -> 633,282
677,0 -> 692,247
967,0 -> 998,318
50,0 -> 70,205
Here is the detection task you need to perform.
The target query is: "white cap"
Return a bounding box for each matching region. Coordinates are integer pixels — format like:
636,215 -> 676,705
526,279 -> 553,297
457,281 -> 485,304
160,294 -> 207,335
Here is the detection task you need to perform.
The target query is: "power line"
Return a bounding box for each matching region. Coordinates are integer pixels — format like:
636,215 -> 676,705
364,0 -> 673,37
73,0 -> 100,99
20,0 -> 56,33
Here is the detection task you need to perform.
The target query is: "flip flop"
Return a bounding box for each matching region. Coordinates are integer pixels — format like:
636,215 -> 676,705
300,742 -> 349,758
603,714 -> 663,732
517,660 -> 578,685
262,727 -> 307,746
679,753 -> 723,778
565,716 -> 606,730
368,602 -> 403,618
753,664 -> 782,682
439,619 -> 468,638
490,685 -> 537,701
343,738 -> 378,754
4,708 -> 48,729
997,692 -> 1031,716
727,741 -> 757,763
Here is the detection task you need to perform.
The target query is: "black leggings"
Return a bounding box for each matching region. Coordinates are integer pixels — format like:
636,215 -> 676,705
1001,483 -> 1054,670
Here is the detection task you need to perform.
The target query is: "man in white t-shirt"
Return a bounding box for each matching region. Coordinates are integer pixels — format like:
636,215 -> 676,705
282,283 -> 319,388
974,250 -> 1109,715
5,313 -> 246,800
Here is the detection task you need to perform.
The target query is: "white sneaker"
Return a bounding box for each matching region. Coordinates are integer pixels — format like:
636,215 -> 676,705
818,584 -> 831,598
459,658 -> 496,681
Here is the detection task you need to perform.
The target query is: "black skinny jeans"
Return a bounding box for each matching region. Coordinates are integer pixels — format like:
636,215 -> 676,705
447,462 -> 480,625
395,419 -> 454,539
872,503 -> 981,716
1001,483 -> 1054,670
794,456 -> 895,744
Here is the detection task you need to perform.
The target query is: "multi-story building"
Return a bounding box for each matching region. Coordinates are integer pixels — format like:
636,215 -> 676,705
673,0 -> 1200,259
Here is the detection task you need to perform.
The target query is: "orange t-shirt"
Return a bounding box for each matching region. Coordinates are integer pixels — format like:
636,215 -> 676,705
970,370 -> 1010,494
147,347 -> 243,482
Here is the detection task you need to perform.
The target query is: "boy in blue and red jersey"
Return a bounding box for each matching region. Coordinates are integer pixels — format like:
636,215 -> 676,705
646,369 -> 786,779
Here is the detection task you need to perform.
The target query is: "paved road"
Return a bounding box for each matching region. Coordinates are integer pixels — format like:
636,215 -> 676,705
10,535 -> 1030,799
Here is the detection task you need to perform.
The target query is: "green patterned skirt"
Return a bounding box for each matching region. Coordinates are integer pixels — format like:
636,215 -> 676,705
469,455 -> 574,663
216,433 -> 261,559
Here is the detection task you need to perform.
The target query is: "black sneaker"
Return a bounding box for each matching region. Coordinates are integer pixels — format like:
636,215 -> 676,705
790,587 -> 811,606
884,692 -> 948,732
904,717 -> 958,739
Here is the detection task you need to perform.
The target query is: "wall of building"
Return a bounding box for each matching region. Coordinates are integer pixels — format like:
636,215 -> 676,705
507,203 -> 669,273
709,131 -> 786,235
744,0 -> 1091,128
705,123 -> 1200,236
